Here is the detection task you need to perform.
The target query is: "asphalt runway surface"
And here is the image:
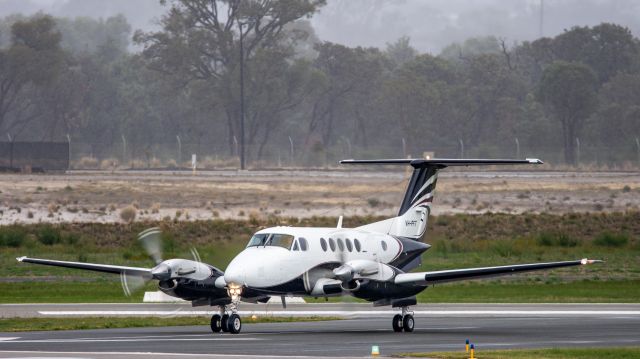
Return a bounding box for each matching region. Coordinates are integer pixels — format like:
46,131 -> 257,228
1,304 -> 640,358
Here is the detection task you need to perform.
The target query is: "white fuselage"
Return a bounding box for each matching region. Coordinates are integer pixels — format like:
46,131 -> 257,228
224,226 -> 402,293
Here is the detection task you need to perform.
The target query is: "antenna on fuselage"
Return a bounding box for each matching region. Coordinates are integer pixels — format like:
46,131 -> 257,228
337,216 -> 343,229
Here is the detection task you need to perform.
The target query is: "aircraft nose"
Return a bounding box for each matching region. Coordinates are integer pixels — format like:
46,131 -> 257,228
224,260 -> 245,285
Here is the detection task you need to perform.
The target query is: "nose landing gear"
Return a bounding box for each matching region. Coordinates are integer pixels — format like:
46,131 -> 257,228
391,307 -> 414,333
211,286 -> 244,334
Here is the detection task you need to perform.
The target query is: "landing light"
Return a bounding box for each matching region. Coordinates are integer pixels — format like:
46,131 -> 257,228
227,283 -> 243,300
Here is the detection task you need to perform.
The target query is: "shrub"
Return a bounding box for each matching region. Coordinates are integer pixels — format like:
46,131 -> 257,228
593,232 -> 628,247
622,185 -> 631,193
38,226 -> 62,245
536,232 -> 578,247
150,203 -> 161,214
367,198 -> 380,208
120,205 -> 137,223
76,156 -> 98,169
100,158 -> 119,170
0,226 -> 26,247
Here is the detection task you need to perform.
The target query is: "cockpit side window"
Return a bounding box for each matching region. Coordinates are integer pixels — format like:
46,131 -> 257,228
267,234 -> 295,249
247,233 -> 269,247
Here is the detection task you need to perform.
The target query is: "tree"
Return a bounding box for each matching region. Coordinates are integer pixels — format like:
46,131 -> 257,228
134,0 -> 326,161
0,15 -> 65,136
538,61 -> 598,165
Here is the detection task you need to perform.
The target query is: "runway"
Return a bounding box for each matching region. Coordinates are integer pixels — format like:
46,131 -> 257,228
1,304 -> 640,358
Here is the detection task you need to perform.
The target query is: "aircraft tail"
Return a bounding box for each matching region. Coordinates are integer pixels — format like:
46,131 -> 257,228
342,158 -> 543,243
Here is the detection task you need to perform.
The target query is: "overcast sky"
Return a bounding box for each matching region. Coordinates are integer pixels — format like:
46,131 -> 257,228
2,0 -> 640,53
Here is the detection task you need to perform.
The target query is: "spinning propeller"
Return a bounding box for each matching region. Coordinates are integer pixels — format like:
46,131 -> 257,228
120,227 -> 209,297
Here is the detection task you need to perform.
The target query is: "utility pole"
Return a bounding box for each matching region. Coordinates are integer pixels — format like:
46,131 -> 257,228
635,137 -> 639,164
121,134 -> 127,165
459,139 -> 464,159
539,0 -> 544,38
515,137 -> 520,159
238,22 -> 246,170
575,137 -> 581,166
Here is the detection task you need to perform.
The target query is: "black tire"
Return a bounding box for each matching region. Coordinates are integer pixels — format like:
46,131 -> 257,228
228,314 -> 242,334
392,314 -> 403,332
402,314 -> 414,333
221,314 -> 230,332
210,314 -> 222,333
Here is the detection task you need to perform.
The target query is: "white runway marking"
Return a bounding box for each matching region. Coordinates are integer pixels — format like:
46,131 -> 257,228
0,337 -> 19,341
0,337 -> 261,344
37,310 -> 640,317
0,350 -> 322,358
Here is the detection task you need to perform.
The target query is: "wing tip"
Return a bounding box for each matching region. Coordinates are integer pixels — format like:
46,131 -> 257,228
581,258 -> 604,265
16,256 -> 26,262
526,158 -> 544,164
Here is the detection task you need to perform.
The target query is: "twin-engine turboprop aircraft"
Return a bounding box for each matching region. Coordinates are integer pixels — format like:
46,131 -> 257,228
18,158 -> 602,334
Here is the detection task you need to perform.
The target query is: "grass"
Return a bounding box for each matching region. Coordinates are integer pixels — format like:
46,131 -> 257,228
0,316 -> 340,332
397,347 -> 640,358
1,212 -> 638,303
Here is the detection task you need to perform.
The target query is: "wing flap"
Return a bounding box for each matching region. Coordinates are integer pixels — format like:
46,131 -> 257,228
395,259 -> 602,286
17,256 -> 152,277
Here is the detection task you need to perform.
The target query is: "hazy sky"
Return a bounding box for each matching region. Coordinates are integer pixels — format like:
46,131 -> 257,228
2,0 -> 640,53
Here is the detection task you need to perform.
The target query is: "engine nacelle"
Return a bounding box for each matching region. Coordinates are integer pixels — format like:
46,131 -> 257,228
310,278 -> 343,296
340,279 -> 361,292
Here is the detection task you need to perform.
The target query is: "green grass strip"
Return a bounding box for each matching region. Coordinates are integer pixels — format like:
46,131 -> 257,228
398,347 -> 640,358
0,316 -> 340,332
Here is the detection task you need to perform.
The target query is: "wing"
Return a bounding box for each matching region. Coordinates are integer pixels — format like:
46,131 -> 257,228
394,258 -> 602,286
17,256 -> 152,278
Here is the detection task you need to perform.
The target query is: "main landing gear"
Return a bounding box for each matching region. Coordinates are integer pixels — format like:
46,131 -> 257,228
392,307 -> 414,333
210,305 -> 242,334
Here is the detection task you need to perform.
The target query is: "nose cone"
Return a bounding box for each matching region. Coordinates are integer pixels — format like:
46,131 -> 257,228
224,256 -> 246,286
151,263 -> 171,280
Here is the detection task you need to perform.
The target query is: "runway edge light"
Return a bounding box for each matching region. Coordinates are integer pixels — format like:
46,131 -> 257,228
465,339 -> 469,352
371,345 -> 380,357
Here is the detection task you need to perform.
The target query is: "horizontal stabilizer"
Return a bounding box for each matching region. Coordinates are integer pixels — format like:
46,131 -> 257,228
340,158 -> 543,168
395,259 -> 603,286
17,256 -> 152,277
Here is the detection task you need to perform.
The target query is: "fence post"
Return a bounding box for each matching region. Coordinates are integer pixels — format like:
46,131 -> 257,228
66,134 -> 71,170
176,135 -> 182,164
288,136 -> 294,166
7,133 -> 13,169
121,134 -> 127,165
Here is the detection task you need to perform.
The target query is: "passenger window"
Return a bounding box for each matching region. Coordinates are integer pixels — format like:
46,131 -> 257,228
329,238 -> 336,252
337,238 -> 345,251
320,238 -> 327,252
292,240 -> 299,251
346,238 -> 353,252
354,239 -> 361,252
299,238 -> 308,251
381,240 -> 388,251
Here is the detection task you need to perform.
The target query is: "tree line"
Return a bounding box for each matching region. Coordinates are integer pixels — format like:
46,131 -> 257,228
1,0 -> 639,167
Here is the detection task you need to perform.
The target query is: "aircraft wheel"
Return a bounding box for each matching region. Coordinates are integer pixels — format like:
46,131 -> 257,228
221,314 -> 230,332
392,314 -> 403,332
402,314 -> 414,332
228,314 -> 242,334
210,314 -> 222,333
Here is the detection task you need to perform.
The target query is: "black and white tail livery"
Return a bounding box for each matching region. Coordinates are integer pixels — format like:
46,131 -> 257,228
342,158 -> 543,268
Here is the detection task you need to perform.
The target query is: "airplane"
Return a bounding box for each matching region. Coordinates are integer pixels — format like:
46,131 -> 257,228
17,158 -> 602,334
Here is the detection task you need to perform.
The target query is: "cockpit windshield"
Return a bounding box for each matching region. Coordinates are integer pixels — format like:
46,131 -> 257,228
246,233 -> 295,249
